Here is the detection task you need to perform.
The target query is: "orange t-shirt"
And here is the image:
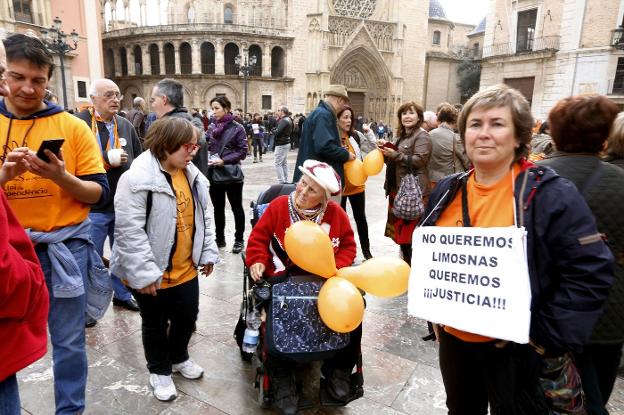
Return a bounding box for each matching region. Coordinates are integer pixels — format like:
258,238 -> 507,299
0,111 -> 105,231
341,134 -> 365,196
161,169 -> 196,289
435,164 -> 520,342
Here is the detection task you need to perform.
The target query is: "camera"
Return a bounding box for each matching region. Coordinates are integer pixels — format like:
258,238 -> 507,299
251,279 -> 271,304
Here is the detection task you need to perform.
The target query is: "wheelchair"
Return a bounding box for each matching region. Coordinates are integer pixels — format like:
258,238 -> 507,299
237,183 -> 364,414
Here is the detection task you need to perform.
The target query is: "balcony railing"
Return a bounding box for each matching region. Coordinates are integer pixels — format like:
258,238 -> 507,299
201,63 -> 215,74
612,28 -> 624,50
482,36 -> 560,58
224,64 -> 239,75
180,63 -> 193,74
103,22 -> 292,39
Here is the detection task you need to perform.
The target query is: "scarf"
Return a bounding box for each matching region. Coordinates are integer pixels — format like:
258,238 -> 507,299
211,113 -> 236,139
287,191 -> 327,224
88,106 -> 120,170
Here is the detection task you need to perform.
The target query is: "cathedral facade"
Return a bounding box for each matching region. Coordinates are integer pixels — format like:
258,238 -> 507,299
101,0 -> 428,123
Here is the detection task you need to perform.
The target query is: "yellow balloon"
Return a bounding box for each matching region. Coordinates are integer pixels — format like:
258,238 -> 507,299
344,159 -> 367,186
318,277 -> 365,333
363,149 -> 384,176
336,256 -> 410,298
284,221 -> 337,278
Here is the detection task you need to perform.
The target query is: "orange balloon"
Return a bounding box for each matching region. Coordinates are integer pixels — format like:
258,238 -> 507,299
344,159 -> 366,186
318,277 -> 365,333
284,221 -> 337,278
336,256 -> 410,298
363,149 -> 384,176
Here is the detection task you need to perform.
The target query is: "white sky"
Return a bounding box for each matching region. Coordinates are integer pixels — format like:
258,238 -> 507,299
437,0 -> 489,26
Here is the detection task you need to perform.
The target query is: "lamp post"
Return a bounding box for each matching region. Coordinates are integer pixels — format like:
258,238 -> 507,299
234,49 -> 257,115
40,17 -> 79,111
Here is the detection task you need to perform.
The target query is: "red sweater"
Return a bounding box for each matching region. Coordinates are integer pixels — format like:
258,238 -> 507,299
246,196 -> 356,276
0,189 -> 49,381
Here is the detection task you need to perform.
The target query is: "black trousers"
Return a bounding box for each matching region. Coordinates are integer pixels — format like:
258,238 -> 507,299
266,324 -> 363,376
132,277 -> 199,375
438,329 -> 544,415
209,181 -> 246,242
340,191 -> 370,253
576,342 -> 623,415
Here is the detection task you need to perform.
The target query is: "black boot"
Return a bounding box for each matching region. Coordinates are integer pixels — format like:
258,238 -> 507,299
322,366 -> 351,402
272,367 -> 299,415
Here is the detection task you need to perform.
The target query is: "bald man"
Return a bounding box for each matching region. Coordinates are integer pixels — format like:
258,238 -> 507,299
76,79 -> 144,319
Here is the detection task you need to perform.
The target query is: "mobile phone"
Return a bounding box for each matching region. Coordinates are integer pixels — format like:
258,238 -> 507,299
36,138 -> 65,163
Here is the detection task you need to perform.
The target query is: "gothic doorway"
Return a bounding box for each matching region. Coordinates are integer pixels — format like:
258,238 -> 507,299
349,92 -> 365,119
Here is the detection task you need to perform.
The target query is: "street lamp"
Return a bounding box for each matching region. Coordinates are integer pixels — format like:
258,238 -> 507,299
234,50 -> 257,115
40,17 -> 79,110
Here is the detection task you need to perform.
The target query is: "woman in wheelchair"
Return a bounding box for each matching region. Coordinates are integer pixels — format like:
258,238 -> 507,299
245,160 -> 362,415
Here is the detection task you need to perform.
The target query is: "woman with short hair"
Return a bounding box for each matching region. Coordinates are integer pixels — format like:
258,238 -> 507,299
539,95 -> 623,415
427,103 -> 469,186
422,85 -> 614,414
111,117 -> 219,402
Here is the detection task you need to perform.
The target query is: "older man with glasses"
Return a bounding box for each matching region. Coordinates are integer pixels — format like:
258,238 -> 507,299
76,79 -> 144,324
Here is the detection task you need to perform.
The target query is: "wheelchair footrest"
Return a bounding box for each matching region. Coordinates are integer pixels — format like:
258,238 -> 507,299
318,376 -> 364,407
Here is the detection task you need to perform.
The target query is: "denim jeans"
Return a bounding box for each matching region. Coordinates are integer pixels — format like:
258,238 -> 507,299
274,143 -> 290,183
252,135 -> 264,159
0,374 -> 20,415
88,212 -> 132,301
36,239 -> 88,415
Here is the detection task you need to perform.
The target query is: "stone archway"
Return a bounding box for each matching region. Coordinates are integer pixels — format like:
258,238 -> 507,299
330,46 -> 391,123
202,82 -> 241,109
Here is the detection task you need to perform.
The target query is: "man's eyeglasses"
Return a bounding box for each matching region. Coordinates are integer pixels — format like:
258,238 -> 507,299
183,143 -> 200,153
101,91 -> 123,100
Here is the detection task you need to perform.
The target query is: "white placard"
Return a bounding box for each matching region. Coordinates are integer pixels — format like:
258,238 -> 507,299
408,226 -> 532,344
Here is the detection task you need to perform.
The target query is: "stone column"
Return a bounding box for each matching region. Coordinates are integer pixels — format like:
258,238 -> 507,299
262,43 -> 271,77
192,39 -> 201,74
159,41 -> 166,75
174,42 -> 181,74
215,39 -> 225,75
140,0 -> 147,26
128,47 -> 136,76
113,47 -> 122,77
286,44 -> 292,78
142,44 -> 151,75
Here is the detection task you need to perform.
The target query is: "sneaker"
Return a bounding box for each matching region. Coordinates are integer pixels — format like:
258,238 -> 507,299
232,240 -> 244,254
172,358 -> 204,379
149,374 -> 177,401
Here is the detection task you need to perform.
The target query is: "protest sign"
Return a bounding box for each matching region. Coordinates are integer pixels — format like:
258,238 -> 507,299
408,226 -> 531,344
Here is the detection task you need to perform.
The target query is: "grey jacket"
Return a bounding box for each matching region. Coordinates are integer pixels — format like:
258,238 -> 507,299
110,151 -> 220,290
427,123 -> 469,182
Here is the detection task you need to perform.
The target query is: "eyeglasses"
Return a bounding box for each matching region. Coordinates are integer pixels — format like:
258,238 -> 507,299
101,91 -> 123,100
183,143 -> 201,153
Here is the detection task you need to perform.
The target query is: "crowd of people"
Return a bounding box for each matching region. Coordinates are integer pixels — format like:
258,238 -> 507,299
0,31 -> 623,415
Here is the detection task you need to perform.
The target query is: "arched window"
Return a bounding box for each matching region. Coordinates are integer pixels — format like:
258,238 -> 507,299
432,30 -> 441,46
248,44 -> 262,76
473,42 -> 480,57
271,46 -> 285,78
149,44 -> 160,75
224,43 -> 239,75
106,49 -> 115,78
164,43 -> 175,74
120,47 -> 128,75
133,45 -> 142,75
224,4 -> 234,24
179,42 -> 192,74
201,42 -> 215,74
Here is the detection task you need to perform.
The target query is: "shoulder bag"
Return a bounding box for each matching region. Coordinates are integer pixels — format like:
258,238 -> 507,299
392,155 -> 425,221
209,126 -> 244,185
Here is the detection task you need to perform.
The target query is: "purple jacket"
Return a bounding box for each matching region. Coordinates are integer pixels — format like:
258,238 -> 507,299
207,118 -> 248,164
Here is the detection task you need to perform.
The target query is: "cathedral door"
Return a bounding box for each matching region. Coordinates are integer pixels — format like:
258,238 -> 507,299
349,92 -> 365,119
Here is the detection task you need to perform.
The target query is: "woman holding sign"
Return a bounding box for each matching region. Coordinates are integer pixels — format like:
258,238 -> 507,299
420,85 -> 614,414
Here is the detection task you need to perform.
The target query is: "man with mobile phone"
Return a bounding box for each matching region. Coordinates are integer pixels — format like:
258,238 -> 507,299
0,34 -> 109,415
76,79 -> 143,321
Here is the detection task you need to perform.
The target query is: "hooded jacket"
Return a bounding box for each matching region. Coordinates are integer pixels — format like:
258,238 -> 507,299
0,189 -> 48,382
0,99 -> 108,232
422,161 -> 614,353
110,150 -> 219,290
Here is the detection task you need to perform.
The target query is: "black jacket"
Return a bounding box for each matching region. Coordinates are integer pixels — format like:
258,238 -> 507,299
539,153 -> 624,344
422,161 -> 614,353
273,116 -> 293,146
